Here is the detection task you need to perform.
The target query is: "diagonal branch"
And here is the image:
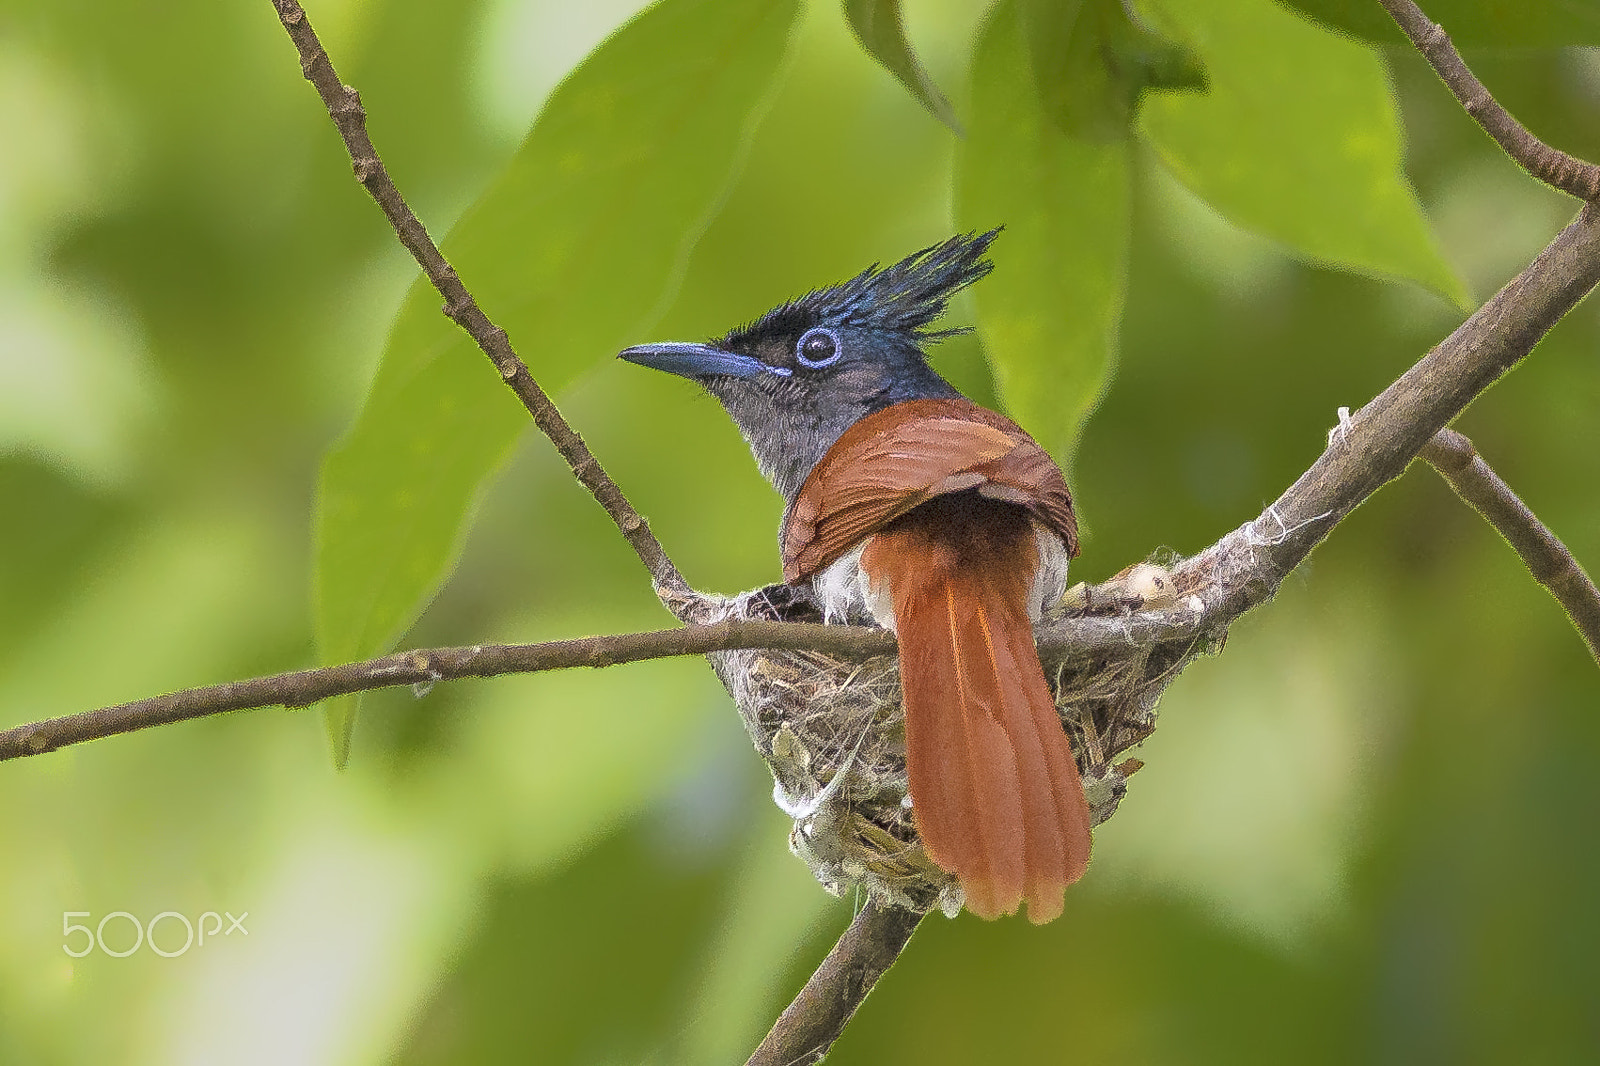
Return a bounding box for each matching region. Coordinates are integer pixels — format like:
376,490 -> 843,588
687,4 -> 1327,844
268,0 -> 688,598
745,899 -> 925,1066
1421,428 -> 1600,667
1175,203 -> 1600,615
1380,0 -> 1600,202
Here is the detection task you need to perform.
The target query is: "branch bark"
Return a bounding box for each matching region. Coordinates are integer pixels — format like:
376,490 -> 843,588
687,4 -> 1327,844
268,0 -> 688,598
745,899 -> 926,1066
1173,203 -> 1600,618
1421,428 -> 1600,666
0,596 -> 1217,763
0,619 -> 887,762
1380,0 -> 1600,201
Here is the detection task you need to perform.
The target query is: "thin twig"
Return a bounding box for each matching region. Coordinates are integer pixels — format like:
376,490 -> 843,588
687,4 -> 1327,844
268,0 -> 688,598
1421,428 -> 1600,667
0,619 -> 895,762
1380,0 -> 1600,202
0,599 -> 1216,763
745,899 -> 925,1066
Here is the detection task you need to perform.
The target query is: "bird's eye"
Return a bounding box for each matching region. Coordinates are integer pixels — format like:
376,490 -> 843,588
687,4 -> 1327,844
795,327 -> 842,369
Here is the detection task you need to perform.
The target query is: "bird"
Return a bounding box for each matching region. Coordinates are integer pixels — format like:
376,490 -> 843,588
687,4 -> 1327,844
618,231 -> 1091,923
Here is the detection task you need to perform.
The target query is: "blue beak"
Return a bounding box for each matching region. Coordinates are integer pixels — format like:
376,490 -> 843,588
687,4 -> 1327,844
618,342 -> 788,380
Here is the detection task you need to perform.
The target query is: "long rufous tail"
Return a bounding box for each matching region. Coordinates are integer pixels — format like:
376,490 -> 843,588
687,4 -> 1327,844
861,503 -> 1091,923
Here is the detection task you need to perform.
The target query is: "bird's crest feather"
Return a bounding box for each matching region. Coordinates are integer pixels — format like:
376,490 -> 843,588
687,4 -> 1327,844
736,229 -> 1000,344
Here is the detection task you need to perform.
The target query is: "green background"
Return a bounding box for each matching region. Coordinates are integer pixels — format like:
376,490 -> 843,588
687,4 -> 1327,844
1,0 -> 1597,1063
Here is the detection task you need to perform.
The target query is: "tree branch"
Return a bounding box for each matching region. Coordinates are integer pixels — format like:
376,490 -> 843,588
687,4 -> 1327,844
268,0 -> 689,598
1380,0 -> 1600,202
0,619 -> 887,762
0,594 -> 1219,764
1421,428 -> 1600,667
1173,203 -> 1600,616
745,899 -> 925,1066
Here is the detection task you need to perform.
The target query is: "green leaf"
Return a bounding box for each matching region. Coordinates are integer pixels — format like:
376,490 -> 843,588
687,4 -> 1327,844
1021,0 -> 1206,141
956,0 -> 1131,475
1140,0 -> 1469,308
315,0 -> 802,766
842,0 -> 962,132
1282,0 -> 1600,48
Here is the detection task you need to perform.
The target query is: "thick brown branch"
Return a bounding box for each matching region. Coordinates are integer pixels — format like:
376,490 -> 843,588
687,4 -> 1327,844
1421,429 -> 1600,667
1380,0 -> 1600,201
1177,203 -> 1600,612
746,899 -> 925,1066
268,0 -> 688,598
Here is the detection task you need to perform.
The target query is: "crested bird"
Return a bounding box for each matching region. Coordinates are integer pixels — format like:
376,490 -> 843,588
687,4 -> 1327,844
619,231 -> 1090,922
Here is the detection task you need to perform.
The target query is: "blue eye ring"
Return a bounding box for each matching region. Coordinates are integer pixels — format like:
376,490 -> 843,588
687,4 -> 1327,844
795,326 -> 842,369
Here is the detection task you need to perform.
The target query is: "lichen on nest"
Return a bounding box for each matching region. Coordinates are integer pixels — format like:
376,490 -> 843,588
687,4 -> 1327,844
702,573 -> 1204,915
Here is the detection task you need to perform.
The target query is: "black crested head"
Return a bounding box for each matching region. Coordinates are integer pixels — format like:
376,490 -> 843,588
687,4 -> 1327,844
618,229 -> 1000,501
727,228 -> 1000,350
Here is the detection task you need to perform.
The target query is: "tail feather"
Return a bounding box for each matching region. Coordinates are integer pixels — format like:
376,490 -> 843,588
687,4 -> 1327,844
978,590 -> 1075,921
863,518 -> 1092,923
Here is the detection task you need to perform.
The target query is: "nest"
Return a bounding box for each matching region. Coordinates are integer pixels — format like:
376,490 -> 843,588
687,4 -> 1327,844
703,570 -> 1204,915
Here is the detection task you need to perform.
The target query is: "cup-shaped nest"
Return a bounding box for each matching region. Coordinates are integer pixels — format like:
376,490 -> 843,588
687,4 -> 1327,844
704,585 -> 1187,915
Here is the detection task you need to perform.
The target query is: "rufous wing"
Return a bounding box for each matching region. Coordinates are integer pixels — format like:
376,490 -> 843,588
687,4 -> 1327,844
781,398 -> 1078,584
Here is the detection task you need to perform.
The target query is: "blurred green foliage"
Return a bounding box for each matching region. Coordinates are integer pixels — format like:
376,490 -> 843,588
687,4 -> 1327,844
0,1 -> 1597,1064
